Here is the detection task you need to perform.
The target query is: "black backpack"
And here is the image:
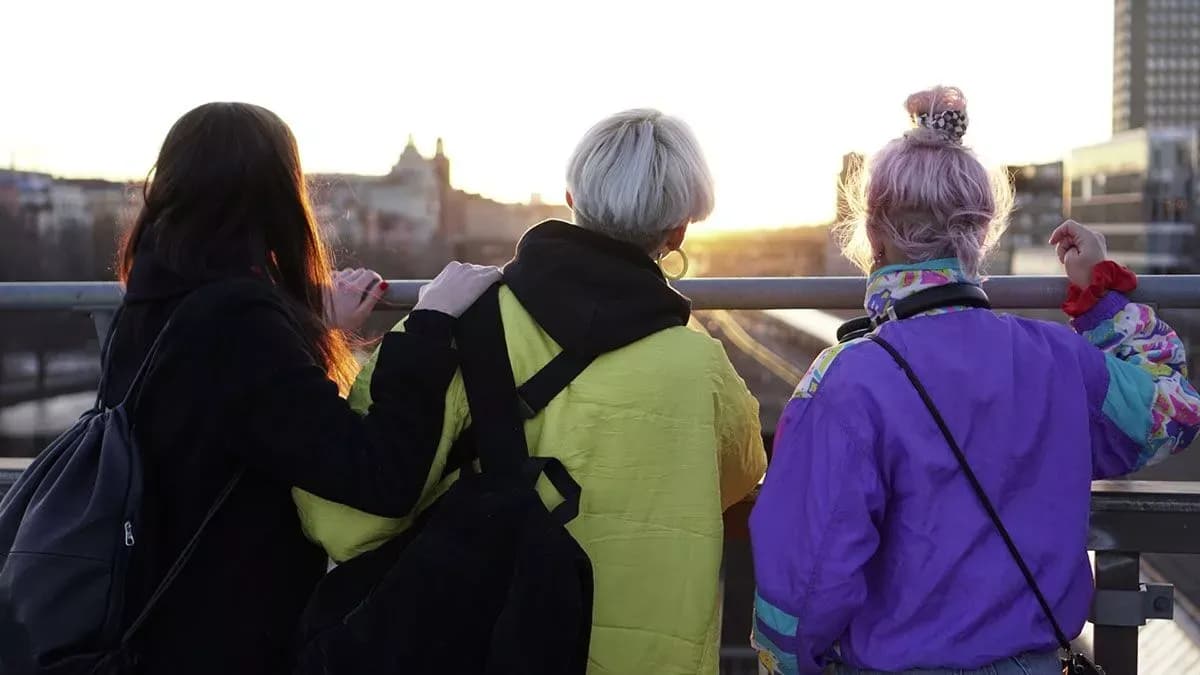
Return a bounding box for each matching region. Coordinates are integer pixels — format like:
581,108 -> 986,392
295,284 -> 595,675
0,287 -> 242,675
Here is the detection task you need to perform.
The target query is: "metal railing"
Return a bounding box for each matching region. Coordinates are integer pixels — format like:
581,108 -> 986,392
3,276 -> 1200,675
4,275 -> 1200,312
5,275 -> 1199,346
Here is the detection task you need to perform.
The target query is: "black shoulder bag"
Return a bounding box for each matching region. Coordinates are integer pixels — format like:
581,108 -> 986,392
867,334 -> 1104,675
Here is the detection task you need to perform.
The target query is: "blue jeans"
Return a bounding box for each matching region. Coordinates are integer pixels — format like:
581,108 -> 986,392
830,650 -> 1062,675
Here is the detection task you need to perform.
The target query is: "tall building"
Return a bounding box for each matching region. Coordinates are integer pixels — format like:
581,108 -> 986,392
1113,0 -> 1200,133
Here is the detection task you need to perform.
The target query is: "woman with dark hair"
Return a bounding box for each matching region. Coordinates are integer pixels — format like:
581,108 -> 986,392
101,102 -> 498,674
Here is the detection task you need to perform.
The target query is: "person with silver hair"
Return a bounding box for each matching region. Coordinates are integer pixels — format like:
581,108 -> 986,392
566,107 -> 715,261
294,108 -> 767,674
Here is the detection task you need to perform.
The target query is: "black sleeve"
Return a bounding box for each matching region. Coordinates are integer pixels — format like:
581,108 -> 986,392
221,299 -> 457,517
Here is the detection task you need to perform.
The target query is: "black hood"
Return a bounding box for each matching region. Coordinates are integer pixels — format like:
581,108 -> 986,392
502,220 -> 691,356
124,235 -> 262,305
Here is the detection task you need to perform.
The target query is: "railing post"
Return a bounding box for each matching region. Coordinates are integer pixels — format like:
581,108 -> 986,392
91,310 -> 115,348
1093,550 -> 1141,675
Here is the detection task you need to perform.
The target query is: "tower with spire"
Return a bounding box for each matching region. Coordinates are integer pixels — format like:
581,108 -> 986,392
390,134 -> 425,178
432,137 -> 450,189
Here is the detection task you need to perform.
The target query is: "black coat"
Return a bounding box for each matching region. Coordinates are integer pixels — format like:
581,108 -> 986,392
100,252 -> 456,675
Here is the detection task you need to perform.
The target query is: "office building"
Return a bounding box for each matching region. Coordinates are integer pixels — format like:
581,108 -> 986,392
1013,128 -> 1198,275
1113,0 -> 1200,133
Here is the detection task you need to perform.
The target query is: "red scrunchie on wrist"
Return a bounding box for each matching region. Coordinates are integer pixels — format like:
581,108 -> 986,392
1061,260 -> 1137,317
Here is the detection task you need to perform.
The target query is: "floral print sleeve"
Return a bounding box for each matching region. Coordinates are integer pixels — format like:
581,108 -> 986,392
1074,291 -> 1200,474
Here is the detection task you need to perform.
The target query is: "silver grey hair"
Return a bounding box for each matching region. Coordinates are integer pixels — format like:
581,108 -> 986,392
566,109 -> 715,252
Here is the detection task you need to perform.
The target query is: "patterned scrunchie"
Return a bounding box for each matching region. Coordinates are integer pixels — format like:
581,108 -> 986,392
912,109 -> 968,143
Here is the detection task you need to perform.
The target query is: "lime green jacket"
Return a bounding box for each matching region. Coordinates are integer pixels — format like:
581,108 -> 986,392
294,287 -> 766,674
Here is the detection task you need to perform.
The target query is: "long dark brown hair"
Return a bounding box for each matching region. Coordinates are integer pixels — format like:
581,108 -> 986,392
119,102 -> 357,390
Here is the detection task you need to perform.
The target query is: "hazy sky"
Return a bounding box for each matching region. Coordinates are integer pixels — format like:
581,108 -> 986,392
1,0 -> 1114,230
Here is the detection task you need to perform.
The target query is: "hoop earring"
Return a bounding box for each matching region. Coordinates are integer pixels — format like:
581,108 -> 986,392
657,248 -> 689,281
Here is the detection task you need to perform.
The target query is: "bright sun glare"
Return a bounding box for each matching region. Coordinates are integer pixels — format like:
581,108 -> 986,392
0,0 -> 1113,231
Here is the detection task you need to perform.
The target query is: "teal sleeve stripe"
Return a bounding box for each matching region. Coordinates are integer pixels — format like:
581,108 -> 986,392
755,592 -> 799,636
751,629 -> 801,675
1102,353 -> 1156,448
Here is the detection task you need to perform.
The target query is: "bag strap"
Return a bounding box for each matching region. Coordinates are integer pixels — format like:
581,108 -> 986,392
866,333 -> 1073,653
93,305 -> 127,411
514,350 -> 596,419
453,284 -> 589,524
439,346 -> 596,481
107,280 -> 257,646
525,457 -> 583,525
455,283 -> 534,476
120,468 -> 244,645
114,314 -> 178,414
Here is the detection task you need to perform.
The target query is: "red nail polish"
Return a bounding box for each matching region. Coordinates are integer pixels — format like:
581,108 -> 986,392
379,282 -> 389,290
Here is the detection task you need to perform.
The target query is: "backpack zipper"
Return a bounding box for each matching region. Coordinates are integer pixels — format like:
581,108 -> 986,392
124,521 -> 135,547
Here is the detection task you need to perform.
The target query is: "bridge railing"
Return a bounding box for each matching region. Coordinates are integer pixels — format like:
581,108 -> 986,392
5,275 -> 1200,312
3,276 -> 1200,675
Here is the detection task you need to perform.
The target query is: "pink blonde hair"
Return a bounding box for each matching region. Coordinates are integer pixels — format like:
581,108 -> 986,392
839,86 -> 1012,278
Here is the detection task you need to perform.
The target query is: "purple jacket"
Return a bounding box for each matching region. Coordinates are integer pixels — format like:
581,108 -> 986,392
749,259 -> 1200,674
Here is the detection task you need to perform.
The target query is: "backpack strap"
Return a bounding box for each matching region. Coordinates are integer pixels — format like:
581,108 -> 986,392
103,280 -> 258,648
115,312 -> 178,414
440,350 -> 595,481
119,468 -> 244,646
454,285 -> 589,524
442,291 -> 596,481
866,334 -> 1074,654
514,351 -> 595,419
455,283 -> 531,476
92,304 -> 127,411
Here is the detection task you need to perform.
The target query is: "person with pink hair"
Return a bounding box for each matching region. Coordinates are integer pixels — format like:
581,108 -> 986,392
748,86 -> 1200,674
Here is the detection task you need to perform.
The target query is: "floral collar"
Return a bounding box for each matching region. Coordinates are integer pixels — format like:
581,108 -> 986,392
864,258 -> 981,322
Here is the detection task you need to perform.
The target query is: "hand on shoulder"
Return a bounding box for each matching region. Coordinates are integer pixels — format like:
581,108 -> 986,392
414,262 -> 503,318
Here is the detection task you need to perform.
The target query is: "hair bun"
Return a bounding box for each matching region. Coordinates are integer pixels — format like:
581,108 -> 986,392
905,86 -> 966,116
905,86 -> 968,144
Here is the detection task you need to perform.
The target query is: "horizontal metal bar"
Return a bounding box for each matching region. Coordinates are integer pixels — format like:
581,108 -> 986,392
0,282 -> 125,311
1090,584 -> 1174,626
2,275 -> 1200,312
1091,480 -> 1200,514
1090,482 -> 1200,555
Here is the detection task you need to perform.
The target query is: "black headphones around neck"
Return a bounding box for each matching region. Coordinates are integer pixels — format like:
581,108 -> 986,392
836,283 -> 991,343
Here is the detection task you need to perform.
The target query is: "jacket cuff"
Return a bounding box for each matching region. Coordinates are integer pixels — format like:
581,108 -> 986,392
403,309 -> 455,342
1070,291 -> 1130,333
1062,261 -> 1137,318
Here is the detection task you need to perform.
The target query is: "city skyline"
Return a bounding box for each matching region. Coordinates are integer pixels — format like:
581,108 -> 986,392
3,0 -> 1114,230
